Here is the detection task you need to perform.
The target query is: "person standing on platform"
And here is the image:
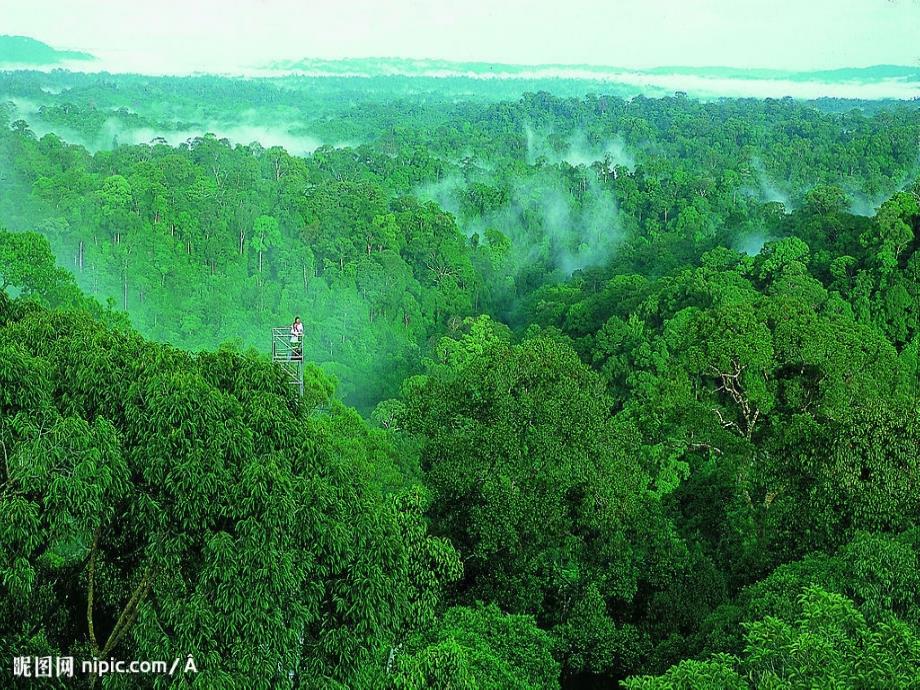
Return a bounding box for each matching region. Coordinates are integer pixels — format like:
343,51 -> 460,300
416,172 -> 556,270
290,316 -> 304,361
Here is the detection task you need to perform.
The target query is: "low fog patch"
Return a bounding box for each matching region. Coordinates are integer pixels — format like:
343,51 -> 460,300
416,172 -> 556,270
734,232 -> 772,256
739,157 -> 793,210
3,98 -> 335,157
525,125 -> 636,170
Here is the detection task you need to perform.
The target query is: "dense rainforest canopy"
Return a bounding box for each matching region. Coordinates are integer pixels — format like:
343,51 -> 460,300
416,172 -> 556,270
1,67 -> 919,688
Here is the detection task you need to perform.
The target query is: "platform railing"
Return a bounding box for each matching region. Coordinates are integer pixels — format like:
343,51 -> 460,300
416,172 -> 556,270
271,327 -> 304,396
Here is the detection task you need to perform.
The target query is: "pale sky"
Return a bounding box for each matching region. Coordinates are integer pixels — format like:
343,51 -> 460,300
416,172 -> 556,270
1,0 -> 919,74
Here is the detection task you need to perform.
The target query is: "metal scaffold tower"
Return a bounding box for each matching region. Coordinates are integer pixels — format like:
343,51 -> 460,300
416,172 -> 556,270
271,327 -> 304,396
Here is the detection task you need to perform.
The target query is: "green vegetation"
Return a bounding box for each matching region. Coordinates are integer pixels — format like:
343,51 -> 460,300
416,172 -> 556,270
1,65 -> 920,688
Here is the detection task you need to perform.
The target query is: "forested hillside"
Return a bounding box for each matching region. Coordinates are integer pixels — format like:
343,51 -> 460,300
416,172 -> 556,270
1,66 -> 920,688
0,36 -> 94,66
3,75 -> 920,408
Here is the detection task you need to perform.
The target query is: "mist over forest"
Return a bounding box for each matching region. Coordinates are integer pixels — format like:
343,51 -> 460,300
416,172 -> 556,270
2,23 -> 920,690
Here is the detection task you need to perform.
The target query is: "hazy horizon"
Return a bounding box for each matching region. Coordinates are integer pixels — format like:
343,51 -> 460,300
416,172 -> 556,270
1,0 -> 919,76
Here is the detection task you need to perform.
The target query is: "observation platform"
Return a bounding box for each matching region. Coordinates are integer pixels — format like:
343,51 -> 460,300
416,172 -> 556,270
271,327 -> 304,396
